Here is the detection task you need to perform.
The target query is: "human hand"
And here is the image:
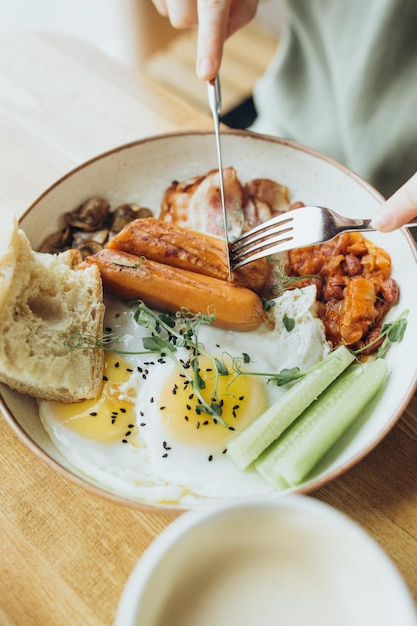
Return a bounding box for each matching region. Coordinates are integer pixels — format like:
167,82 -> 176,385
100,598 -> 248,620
372,172 -> 417,231
151,0 -> 259,81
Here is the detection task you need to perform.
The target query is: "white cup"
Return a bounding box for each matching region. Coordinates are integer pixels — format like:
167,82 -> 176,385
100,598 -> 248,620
115,495 -> 417,626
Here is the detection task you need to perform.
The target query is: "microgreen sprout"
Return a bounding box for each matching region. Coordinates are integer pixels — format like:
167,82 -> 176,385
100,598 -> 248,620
354,309 -> 408,359
131,301 -> 228,425
267,256 -> 323,297
230,309 -> 408,387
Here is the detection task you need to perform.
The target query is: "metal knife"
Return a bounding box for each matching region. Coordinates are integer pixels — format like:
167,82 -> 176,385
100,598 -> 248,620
207,75 -> 232,280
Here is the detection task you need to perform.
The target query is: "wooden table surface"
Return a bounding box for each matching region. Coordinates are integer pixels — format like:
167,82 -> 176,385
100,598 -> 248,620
1,32 -> 416,626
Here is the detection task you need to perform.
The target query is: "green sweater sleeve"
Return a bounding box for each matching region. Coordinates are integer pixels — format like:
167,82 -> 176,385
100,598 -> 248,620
251,0 -> 417,196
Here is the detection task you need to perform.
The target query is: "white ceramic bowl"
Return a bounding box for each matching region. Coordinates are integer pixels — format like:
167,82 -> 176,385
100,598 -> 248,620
114,494 -> 417,626
1,130 -> 417,512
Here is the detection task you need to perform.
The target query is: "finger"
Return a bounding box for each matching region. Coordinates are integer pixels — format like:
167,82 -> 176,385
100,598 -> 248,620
196,0 -> 231,81
152,0 -> 168,16
157,0 -> 198,28
372,172 -> 417,231
225,0 -> 259,39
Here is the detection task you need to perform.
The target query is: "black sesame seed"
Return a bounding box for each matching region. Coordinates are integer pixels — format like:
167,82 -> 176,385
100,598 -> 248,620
208,455 -> 213,462
103,376 -> 109,381
120,408 -> 126,413
239,396 -> 245,401
228,426 -> 235,431
128,424 -> 134,428
195,421 -> 200,429
233,405 -> 240,411
150,397 -> 154,403
184,416 -> 189,421
137,366 -> 143,373
222,448 -> 227,454
189,393 -> 194,400
105,327 -> 112,332
140,411 -> 144,417
140,422 -> 146,427
162,453 -> 168,458
186,404 -> 191,411
115,362 -> 120,368
125,431 -> 131,436
122,439 -> 128,443
89,412 -> 98,416
126,368 -> 134,373
160,406 -> 166,411
203,420 -> 209,426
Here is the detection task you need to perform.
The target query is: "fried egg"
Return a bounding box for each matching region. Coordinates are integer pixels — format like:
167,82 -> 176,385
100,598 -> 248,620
39,284 -> 329,507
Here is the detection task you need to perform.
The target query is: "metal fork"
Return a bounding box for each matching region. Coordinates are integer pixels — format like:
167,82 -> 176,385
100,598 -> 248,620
230,205 -> 417,269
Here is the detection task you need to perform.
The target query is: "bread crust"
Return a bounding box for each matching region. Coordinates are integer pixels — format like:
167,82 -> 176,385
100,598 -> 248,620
0,215 -> 105,402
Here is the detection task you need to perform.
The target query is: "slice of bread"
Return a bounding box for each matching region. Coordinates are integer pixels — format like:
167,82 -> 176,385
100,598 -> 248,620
0,214 -> 105,402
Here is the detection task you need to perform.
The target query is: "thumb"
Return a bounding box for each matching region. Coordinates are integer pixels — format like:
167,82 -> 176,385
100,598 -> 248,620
372,172 -> 417,231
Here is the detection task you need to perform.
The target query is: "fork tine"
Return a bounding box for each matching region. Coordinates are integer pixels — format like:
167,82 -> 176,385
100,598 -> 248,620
231,212 -> 294,252
231,235 -> 295,269
231,224 -> 294,260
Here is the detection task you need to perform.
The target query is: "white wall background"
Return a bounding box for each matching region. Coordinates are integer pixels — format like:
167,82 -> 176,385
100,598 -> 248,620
0,0 -> 286,67
0,0 -> 139,63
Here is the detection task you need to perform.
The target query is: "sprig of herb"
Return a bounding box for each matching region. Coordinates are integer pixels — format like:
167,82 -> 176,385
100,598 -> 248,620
111,255 -> 147,269
267,257 -> 323,297
230,309 -> 408,387
354,309 -> 408,359
231,353 -> 306,386
131,301 -> 228,424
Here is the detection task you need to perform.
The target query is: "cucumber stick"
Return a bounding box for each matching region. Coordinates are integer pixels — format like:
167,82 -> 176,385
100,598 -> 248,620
226,345 -> 354,471
255,358 -> 388,487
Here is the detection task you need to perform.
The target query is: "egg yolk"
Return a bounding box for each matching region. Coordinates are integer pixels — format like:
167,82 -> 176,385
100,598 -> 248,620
159,356 -> 268,451
43,354 -> 136,443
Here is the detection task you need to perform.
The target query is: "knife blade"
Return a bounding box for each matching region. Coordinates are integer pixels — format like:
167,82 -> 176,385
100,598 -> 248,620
207,75 -> 232,280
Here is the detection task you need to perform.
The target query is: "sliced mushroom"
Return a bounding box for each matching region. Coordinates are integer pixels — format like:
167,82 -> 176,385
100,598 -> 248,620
65,197 -> 110,231
110,204 -> 153,234
72,228 -> 109,248
77,240 -> 106,259
39,197 -> 154,255
39,225 -> 72,253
